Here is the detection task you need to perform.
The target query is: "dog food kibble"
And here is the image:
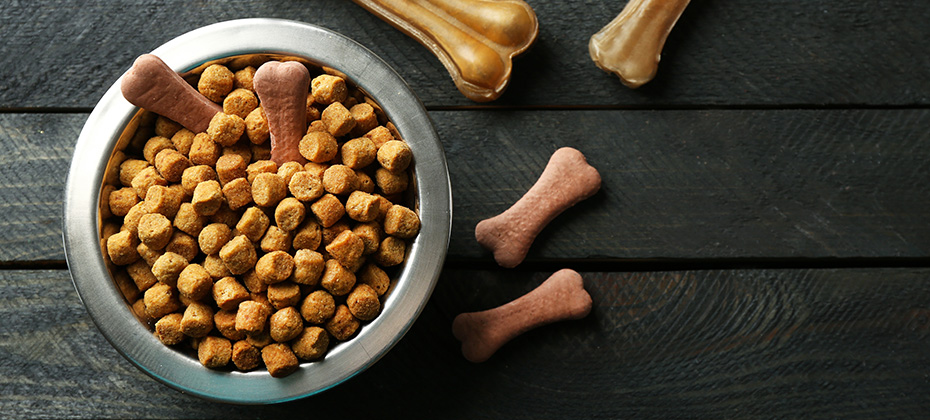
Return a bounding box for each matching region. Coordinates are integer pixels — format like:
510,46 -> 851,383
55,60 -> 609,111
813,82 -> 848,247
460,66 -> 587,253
106,58 -> 420,377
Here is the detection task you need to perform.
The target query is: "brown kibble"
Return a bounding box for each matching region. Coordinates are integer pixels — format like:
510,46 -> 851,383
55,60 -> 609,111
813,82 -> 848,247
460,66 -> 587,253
222,177 -> 253,210
131,166 -> 167,199
247,329 -> 273,349
210,203 -> 240,229
355,171 -> 375,194
198,64 -> 234,103
137,213 -> 172,250
207,112 -> 245,147
291,326 -> 329,361
154,149 -> 191,183
155,116 -> 182,139
364,125 -> 394,149
347,284 -> 380,321
325,305 -> 360,341
246,160 -> 277,183
165,231 -> 198,262
322,164 -> 358,195
358,263 -> 390,296
189,133 -> 221,167
310,194 -> 345,228
223,88 -> 259,119
345,191 -> 380,223
235,300 -> 271,334
171,128 -> 196,156
262,343 -> 298,378
311,74 -> 347,105
321,102 -> 356,138
325,230 -> 364,270
151,252 -> 188,286
353,222 -> 382,255
298,131 -> 338,163
181,165 -> 218,196
269,307 -> 303,342
300,290 -> 335,324
191,180 -> 223,216
236,207 -> 270,242
260,225 -> 293,253
143,136 -> 175,164
242,269 -> 267,294
144,184 -> 183,218
341,137 -> 376,169
288,171 -> 324,202
321,220 -> 351,247
122,201 -> 149,236
291,249 -> 324,286
215,154 -> 248,186
374,236 -> 406,267
375,167 -> 408,195
377,140 -> 412,173
215,309 -> 246,341
307,120 -> 326,134
232,340 -> 261,370
234,66 -> 256,90
119,159 -> 150,187
174,202 -> 206,236
275,197 -> 306,232
136,242 -> 162,267
244,106 -> 270,144
127,260 -> 158,291
144,282 -> 180,319
267,281 -> 301,310
154,313 -> 184,346
181,302 -> 214,338
277,161 -> 303,185
109,187 -> 139,217
198,336 -> 232,369
219,235 -> 257,275
251,172 -> 287,207
198,222 -> 232,255
177,263 -> 213,302
256,250 -> 294,285
384,204 -> 420,239
203,254 -> 232,279
113,270 -> 140,302
292,219 -> 322,250
320,259 -> 356,296
214,276 -> 250,311
349,103 -> 378,137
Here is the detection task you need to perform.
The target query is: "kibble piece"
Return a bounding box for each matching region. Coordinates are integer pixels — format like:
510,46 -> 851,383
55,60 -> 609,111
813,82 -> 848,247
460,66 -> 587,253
298,131 -> 338,163
275,197 -> 306,232
321,102 -> 356,137
236,207 -> 270,242
234,66 -> 256,90
119,159 -> 150,187
269,307 -> 303,342
262,343 -> 298,378
222,177 -> 253,210
244,106 -> 270,144
310,194 -> 345,228
232,340 -> 261,370
377,140 -> 413,173
109,187 -> 139,217
320,259 -> 356,296
219,235 -> 257,275
136,242 -> 162,267
154,149 -> 191,183
353,222 -> 382,255
267,281 -> 301,310
181,302 -> 214,338
198,222 -> 232,255
151,252 -> 188,287
307,97 -> 322,122
277,161 -> 303,185
375,236 -> 407,267
189,133 -> 221,167
180,165 -> 218,196
132,298 -> 154,325
358,263 -> 390,296
349,103 -> 378,137
384,204 -> 421,239
321,220 -> 350,247
207,112 -> 246,147
260,225 -> 293,253
154,115 -> 182,138
171,128 -> 196,156
223,88 -> 259,119
131,166 -> 167,199
288,171 -> 324,202
246,160 -> 278,183
215,309 -> 246,341
292,220 -> 322,250
143,136 -> 175,164
251,173 -> 287,207
341,137 -> 376,169
113,270 -> 140,302
108,230 -> 140,266
355,171 -> 375,194
198,336 -> 232,369
241,269 -> 266,294
144,184 -> 183,218
126,260 -> 158,292
291,326 -> 329,361
177,263 -> 213,302
235,300 -> 271,334
300,290 -> 336,324
345,191 -> 381,223
122,202 -> 149,237
347,284 -> 380,321
210,204 -> 240,229
325,230 -> 364,270
375,167 -> 408,195
210,276 -> 248,312
154,313 -> 185,346
165,231 -> 198,262
247,329 -> 273,349
256,250 -> 294,285
364,125 -> 394,149
212,155 -> 245,188
303,162 -> 328,179
174,202 -> 206,236
372,194 -> 394,222
198,64 -> 234,103
322,164 -> 358,195
325,305 -> 360,341
144,282 -> 180,319
191,180 -> 223,216
311,74 -> 347,105
203,254 -> 232,279
291,249 -> 324,286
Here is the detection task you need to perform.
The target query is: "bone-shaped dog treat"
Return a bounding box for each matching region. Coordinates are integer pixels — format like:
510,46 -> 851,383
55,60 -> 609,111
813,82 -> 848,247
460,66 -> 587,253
121,54 -> 222,133
588,0 -> 691,88
453,268 -> 592,363
475,147 -> 600,268
253,61 -> 311,165
351,0 -> 538,102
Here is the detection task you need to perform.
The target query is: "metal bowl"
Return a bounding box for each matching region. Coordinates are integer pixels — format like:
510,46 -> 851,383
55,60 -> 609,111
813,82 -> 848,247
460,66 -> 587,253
63,18 -> 451,404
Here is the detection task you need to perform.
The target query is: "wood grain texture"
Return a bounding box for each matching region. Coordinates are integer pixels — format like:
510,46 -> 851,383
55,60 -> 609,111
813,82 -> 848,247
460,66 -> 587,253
1,0 -> 928,108
2,268 -> 929,418
11,109 -> 930,263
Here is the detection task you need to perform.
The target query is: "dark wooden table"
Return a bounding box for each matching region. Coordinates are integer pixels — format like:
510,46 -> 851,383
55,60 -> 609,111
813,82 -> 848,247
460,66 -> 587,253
3,0 -> 930,418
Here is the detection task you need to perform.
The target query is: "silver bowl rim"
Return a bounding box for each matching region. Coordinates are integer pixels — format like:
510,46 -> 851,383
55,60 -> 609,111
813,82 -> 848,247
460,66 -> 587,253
62,18 -> 451,404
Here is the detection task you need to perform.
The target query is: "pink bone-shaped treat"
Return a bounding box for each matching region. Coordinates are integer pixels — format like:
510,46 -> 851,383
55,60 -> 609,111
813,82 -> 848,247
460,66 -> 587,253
252,61 -> 311,165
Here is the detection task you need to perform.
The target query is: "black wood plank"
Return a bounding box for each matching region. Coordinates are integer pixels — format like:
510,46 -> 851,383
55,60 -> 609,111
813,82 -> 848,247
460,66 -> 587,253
3,268 -> 929,418
5,109 -> 930,263
1,0 -> 929,108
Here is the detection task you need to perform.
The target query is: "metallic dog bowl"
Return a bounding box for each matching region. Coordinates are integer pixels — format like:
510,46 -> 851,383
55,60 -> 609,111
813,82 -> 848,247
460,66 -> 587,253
63,18 -> 451,404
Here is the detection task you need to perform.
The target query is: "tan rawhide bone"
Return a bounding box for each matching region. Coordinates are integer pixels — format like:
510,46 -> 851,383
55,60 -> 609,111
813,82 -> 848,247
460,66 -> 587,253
351,0 -> 538,102
475,147 -> 601,268
120,54 -> 222,133
589,0 -> 691,88
253,61 -> 311,165
452,269 -> 592,363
